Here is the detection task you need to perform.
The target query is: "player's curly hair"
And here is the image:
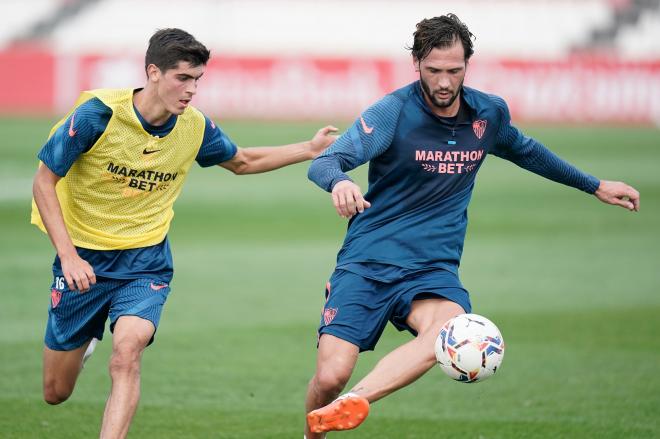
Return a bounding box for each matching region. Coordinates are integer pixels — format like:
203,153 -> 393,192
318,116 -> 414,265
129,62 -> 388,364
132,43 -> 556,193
145,28 -> 210,73
409,14 -> 475,62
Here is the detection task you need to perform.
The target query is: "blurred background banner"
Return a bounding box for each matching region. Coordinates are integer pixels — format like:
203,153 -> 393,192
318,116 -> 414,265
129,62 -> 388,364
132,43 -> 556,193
1,0 -> 659,124
3,52 -> 660,123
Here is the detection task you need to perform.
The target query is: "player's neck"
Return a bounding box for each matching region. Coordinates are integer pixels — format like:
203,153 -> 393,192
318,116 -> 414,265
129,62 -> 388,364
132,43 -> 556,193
133,87 -> 173,126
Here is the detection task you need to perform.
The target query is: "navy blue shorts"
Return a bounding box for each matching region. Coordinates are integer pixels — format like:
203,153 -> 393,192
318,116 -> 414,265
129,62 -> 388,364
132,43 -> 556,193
318,269 -> 471,352
45,276 -> 170,351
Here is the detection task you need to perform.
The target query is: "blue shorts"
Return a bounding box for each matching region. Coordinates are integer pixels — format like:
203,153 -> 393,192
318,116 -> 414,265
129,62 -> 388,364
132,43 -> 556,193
45,276 -> 171,351
318,269 -> 471,352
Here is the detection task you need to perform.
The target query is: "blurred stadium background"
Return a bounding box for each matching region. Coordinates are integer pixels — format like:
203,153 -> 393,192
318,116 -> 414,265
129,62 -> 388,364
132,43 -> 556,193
2,0 -> 660,123
0,1 -> 658,438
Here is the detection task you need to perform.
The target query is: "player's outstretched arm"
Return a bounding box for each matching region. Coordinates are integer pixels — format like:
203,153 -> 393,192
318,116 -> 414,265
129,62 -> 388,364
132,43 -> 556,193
594,180 -> 640,211
219,126 -> 338,175
33,165 -> 96,292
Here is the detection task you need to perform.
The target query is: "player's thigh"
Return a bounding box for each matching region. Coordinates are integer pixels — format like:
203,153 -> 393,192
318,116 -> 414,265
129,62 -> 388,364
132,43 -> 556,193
43,340 -> 92,391
108,278 -> 170,347
317,334 -> 360,374
391,269 -> 470,336
318,270 -> 395,352
405,298 -> 465,336
112,315 -> 156,353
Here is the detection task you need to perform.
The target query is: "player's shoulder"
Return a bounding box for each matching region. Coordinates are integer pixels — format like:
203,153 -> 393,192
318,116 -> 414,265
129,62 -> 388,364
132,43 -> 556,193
161,104 -> 206,137
60,96 -> 112,137
75,96 -> 113,118
186,103 -> 204,117
462,87 -> 511,127
68,89 -> 125,126
195,110 -> 223,136
86,88 -> 133,106
363,83 -> 412,117
463,86 -> 508,114
388,82 -> 417,104
182,104 -> 206,124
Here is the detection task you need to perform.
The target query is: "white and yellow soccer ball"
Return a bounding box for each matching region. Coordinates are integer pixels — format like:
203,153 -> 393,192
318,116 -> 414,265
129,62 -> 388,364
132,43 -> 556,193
434,313 -> 505,383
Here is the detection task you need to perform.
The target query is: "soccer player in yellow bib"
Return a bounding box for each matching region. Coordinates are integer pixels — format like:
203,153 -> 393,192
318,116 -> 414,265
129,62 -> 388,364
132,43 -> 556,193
31,28 -> 337,438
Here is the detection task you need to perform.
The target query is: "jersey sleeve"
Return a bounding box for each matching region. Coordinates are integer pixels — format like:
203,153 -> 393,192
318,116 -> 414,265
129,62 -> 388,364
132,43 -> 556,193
489,95 -> 600,194
307,93 -> 404,192
37,97 -> 112,177
195,116 -> 238,167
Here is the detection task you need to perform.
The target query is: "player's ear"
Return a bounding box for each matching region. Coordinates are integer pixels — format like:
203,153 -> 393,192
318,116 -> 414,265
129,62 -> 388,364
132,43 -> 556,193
146,64 -> 161,82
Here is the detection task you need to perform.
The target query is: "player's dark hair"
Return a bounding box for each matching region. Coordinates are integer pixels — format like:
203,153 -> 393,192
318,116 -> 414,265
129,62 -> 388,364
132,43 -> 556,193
409,14 -> 475,62
145,28 -> 210,73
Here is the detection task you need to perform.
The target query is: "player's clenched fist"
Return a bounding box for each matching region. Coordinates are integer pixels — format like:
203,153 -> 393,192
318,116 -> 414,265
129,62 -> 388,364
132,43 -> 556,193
331,180 -> 371,218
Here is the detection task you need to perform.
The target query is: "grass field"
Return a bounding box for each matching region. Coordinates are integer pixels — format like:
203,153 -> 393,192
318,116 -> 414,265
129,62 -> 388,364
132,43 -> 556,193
0,117 -> 658,438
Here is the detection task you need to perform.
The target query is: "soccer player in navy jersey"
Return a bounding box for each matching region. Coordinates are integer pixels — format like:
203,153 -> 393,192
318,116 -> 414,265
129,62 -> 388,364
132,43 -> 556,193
31,28 -> 337,439
304,14 -> 639,436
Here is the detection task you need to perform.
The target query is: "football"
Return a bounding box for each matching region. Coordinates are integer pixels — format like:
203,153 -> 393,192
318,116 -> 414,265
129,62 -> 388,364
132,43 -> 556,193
434,313 -> 505,383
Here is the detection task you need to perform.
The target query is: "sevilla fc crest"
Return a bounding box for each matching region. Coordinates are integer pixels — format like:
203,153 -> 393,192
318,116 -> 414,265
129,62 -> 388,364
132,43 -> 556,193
51,288 -> 62,308
472,120 -> 487,139
323,307 -> 338,325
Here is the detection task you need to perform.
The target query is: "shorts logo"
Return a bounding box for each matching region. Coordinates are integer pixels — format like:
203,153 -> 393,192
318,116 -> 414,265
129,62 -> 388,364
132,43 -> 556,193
150,282 -> 168,291
323,307 -> 338,325
472,119 -> 487,139
51,288 -> 62,308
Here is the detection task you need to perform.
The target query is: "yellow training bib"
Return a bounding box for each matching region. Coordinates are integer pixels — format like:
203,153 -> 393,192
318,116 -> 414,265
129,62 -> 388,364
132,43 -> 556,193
31,88 -> 206,250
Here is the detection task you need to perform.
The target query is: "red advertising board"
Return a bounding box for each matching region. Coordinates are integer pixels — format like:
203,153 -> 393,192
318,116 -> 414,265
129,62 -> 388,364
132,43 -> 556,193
0,49 -> 55,115
1,50 -> 658,125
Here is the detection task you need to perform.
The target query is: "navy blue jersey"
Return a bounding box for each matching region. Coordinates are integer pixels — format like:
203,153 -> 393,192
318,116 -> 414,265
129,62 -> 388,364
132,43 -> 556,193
308,82 -> 600,281
38,94 -> 237,282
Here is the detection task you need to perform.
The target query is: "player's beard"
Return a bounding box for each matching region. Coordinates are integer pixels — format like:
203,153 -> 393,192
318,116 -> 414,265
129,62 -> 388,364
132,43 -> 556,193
419,75 -> 463,110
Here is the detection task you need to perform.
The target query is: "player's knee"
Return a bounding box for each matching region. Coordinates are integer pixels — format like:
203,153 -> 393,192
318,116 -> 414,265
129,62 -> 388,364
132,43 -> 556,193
43,382 -> 72,405
315,365 -> 351,394
108,346 -> 141,378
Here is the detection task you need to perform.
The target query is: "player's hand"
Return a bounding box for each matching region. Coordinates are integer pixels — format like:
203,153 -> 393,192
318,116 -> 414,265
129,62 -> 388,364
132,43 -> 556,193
332,180 -> 371,218
594,180 -> 640,212
60,253 -> 97,292
309,126 -> 339,158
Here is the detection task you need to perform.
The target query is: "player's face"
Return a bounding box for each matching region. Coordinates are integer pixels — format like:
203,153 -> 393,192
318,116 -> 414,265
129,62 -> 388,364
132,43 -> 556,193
152,61 -> 205,115
415,41 -> 467,115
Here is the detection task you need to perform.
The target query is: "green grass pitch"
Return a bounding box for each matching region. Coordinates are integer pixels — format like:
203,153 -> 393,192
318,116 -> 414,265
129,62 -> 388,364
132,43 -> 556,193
0,117 -> 658,438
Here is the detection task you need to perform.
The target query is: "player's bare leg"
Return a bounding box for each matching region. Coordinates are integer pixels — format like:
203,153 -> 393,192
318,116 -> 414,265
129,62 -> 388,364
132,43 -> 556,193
349,298 -> 463,402
43,339 -> 93,404
307,298 -> 464,435
305,334 -> 359,438
99,316 -> 154,439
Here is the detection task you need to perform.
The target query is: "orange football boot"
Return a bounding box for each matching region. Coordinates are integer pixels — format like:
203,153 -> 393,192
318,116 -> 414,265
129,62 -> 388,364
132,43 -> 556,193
307,394 -> 370,433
